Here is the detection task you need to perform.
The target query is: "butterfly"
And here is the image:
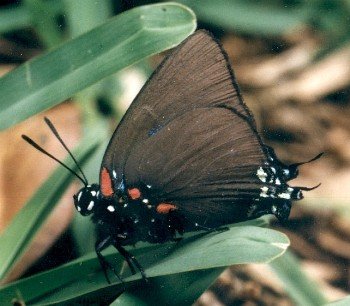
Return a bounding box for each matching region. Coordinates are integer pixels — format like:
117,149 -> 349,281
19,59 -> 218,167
23,30 -> 321,282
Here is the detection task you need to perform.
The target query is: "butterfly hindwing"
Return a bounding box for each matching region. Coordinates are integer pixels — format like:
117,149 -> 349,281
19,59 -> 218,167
124,107 -> 267,227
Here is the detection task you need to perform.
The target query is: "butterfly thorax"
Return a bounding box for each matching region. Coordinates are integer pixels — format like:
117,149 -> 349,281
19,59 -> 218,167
74,183 -> 186,245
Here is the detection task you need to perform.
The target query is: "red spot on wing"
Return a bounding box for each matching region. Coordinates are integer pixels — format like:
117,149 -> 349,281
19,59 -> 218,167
100,167 -> 114,197
128,188 -> 141,200
156,203 -> 177,214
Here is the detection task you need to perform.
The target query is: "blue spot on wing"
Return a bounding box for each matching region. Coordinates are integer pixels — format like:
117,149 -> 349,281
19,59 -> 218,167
148,125 -> 162,137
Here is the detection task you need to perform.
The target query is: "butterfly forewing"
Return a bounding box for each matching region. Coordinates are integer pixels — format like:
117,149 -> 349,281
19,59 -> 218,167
101,30 -> 261,187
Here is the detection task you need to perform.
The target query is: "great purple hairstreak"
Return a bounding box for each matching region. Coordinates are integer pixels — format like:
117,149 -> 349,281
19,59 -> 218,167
22,30 -> 321,282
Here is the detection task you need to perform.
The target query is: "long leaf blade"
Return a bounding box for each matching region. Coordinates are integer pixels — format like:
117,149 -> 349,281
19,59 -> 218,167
0,221 -> 289,305
0,2 -> 196,130
180,0 -> 306,36
269,251 -> 328,306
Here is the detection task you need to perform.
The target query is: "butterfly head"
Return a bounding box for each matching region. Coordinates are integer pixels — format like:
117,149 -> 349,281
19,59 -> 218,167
73,184 -> 100,216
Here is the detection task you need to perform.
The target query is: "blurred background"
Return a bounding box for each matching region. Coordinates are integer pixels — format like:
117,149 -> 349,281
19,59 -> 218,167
1,0 -> 350,305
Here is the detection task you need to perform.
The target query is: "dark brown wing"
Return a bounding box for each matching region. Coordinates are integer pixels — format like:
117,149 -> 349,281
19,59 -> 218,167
124,107 -> 267,227
100,30 -> 260,186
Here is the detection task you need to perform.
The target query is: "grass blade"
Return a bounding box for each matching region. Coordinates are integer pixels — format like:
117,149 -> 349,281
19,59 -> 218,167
0,1 -> 62,34
114,269 -> 224,306
23,0 -> 63,48
0,2 -> 196,130
0,221 -> 289,305
181,0 -> 306,36
269,250 -> 328,306
63,0 -> 112,37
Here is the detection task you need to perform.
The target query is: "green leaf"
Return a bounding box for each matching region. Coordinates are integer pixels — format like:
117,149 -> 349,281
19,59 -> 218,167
0,1 -> 62,34
0,5 -> 31,33
114,269 -> 224,306
0,220 -> 289,305
63,0 -> 112,37
179,0 -> 306,36
0,2 -> 196,130
0,132 -> 101,281
269,251 -> 328,306
111,291 -> 150,306
24,0 -> 63,48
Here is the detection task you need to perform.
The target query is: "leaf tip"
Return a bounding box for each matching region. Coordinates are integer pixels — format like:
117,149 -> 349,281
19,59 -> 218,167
271,242 -> 289,250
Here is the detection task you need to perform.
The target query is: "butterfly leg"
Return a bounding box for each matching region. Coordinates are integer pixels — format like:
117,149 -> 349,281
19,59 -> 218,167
113,241 -> 136,275
95,236 -> 123,284
214,226 -> 229,233
113,241 -> 147,281
194,222 -> 229,234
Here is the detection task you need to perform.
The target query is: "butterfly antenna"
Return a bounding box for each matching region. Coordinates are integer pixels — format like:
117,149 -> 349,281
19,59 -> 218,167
297,183 -> 321,191
22,135 -> 87,186
290,152 -> 324,168
44,117 -> 89,185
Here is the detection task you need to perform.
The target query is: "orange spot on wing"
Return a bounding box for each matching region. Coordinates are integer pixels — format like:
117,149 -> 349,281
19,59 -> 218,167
100,167 -> 114,197
156,203 -> 177,214
128,188 -> 141,200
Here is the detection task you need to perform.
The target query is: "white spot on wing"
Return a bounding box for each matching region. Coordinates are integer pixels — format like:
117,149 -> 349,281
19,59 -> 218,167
275,178 -> 281,185
77,191 -> 82,202
142,199 -> 149,204
113,170 -> 117,178
257,167 -> 267,182
107,205 -> 115,212
87,201 -> 94,211
91,191 -> 96,196
278,193 -> 291,199
260,186 -> 269,198
77,206 -> 81,212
